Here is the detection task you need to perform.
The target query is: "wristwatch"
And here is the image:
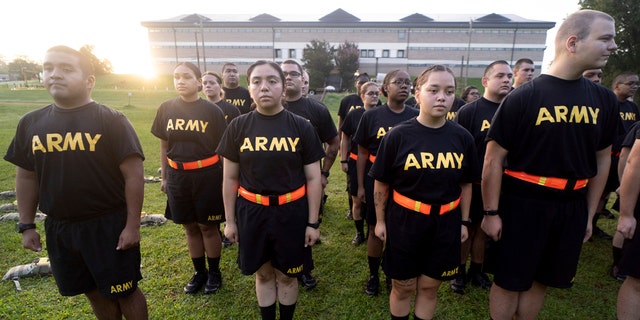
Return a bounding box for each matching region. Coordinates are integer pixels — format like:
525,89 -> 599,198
16,223 -> 36,233
307,221 -> 320,229
321,171 -> 330,178
484,210 -> 499,216
461,219 -> 472,227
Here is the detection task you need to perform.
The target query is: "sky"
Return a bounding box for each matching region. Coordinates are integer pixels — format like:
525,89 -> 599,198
3,0 -> 581,77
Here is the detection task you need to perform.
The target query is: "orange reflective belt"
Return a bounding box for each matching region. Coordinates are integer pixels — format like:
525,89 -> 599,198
238,185 -> 306,206
368,154 -> 376,163
167,154 -> 219,170
392,190 -> 460,215
349,152 -> 358,161
504,169 -> 589,191
611,151 -> 621,158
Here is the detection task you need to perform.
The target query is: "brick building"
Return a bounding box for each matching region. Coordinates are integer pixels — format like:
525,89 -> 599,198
141,9 -> 554,79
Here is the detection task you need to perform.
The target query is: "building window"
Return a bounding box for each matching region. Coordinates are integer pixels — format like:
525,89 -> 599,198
289,49 -> 296,58
382,50 -> 390,58
360,50 -> 368,58
275,49 -> 282,58
398,31 -> 406,39
368,50 -> 375,58
397,50 -> 405,58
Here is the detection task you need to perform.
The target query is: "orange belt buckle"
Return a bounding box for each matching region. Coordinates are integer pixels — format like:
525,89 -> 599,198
392,190 -> 460,215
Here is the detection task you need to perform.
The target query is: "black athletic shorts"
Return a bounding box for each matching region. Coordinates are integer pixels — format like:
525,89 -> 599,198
382,201 -> 461,281
348,158 -> 358,197
236,196 -> 308,277
469,183 -> 484,225
363,162 -> 376,224
493,177 -> 588,291
165,164 -> 224,225
603,156 -> 620,193
45,212 -> 142,298
619,209 -> 640,278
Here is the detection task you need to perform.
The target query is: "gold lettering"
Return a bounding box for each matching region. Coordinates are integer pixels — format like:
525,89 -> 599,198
63,132 -> 84,151
287,137 -> 299,152
453,153 -> 464,169
84,133 -> 101,152
166,119 -> 175,131
404,154 -> 420,170
535,107 -> 555,125
376,127 -> 388,140
269,137 -> 289,151
421,152 -> 434,169
184,119 -> 200,132
569,106 -> 588,123
436,152 -> 456,169
480,119 -> 491,132
446,111 -> 456,120
46,133 -> 63,152
255,137 -> 268,151
32,135 -> 46,154
286,265 -> 304,274
175,119 -> 185,130
554,105 -> 568,123
588,107 -> 599,124
240,138 -> 254,152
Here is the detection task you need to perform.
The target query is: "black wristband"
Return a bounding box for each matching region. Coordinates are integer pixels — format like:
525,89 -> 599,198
461,219 -> 472,227
307,221 -> 320,229
321,171 -> 330,177
484,210 -> 499,216
340,160 -> 348,163
16,223 -> 36,233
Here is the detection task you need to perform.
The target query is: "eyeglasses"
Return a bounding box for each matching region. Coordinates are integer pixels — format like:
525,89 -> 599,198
469,92 -> 480,95
390,79 -> 412,86
283,71 -> 301,78
365,91 -> 379,96
624,81 -> 640,87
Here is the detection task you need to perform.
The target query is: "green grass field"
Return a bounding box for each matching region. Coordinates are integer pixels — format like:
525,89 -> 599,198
0,75 -> 621,319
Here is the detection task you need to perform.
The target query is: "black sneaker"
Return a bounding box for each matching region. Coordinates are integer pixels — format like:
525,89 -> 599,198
449,274 -> 466,294
299,273 -> 317,290
351,232 -> 365,245
594,226 -> 613,240
204,271 -> 222,294
365,275 -> 379,296
610,265 -> 627,282
468,269 -> 492,290
184,272 -> 207,294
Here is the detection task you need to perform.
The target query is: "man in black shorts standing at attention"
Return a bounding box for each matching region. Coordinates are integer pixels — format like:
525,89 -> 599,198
5,45 -> 148,319
481,9 -> 619,319
222,62 -> 253,114
281,60 -> 340,290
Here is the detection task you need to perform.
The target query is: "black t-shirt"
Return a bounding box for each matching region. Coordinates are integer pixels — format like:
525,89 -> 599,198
4,102 -> 145,219
353,104 -> 419,155
487,74 -> 618,179
446,97 -> 467,121
214,99 -> 241,124
216,110 -> 325,195
286,97 -> 338,143
622,121 -> 640,149
223,86 -> 253,114
454,97 -> 500,174
338,94 -> 364,120
614,100 -> 640,152
370,119 -> 479,203
151,97 -> 227,162
340,107 -> 367,155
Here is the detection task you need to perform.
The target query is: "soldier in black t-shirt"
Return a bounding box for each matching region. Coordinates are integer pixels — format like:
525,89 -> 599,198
481,10 -> 619,319
152,62 -> 228,295
217,60 -> 324,320
202,71 -> 241,124
353,70 -> 419,296
339,82 -> 380,246
452,60 -> 513,295
281,60 -> 339,290
4,46 -> 148,319
372,65 -> 479,320
222,62 -> 253,114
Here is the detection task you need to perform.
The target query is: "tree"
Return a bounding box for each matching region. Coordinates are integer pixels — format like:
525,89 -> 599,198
301,40 -> 335,90
579,0 -> 640,86
0,55 -> 8,73
335,41 -> 360,92
79,45 -> 113,75
8,57 -> 41,81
